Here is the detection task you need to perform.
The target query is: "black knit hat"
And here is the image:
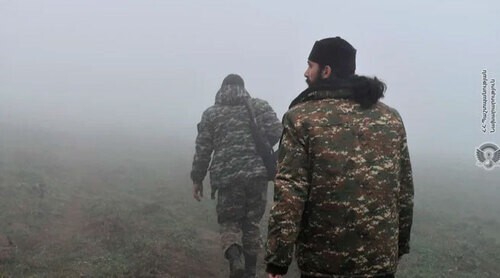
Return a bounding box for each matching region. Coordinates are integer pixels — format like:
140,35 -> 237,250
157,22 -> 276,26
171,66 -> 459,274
221,74 -> 245,87
308,37 -> 356,77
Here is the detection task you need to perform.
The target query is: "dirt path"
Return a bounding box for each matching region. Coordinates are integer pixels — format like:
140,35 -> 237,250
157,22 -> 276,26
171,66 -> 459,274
196,228 -> 227,277
164,227 -> 226,278
53,196 -> 85,243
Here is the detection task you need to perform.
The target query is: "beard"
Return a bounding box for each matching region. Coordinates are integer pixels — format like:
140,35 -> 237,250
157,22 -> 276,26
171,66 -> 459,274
306,69 -> 325,87
306,72 -> 322,87
305,77 -> 313,86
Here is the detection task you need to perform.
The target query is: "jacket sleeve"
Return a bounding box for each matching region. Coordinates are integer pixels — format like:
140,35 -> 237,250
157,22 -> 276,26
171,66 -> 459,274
398,123 -> 414,257
190,110 -> 214,185
254,99 -> 283,147
265,111 -> 309,275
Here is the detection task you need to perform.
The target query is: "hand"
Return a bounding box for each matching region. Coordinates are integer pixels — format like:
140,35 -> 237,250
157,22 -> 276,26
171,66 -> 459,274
268,274 -> 283,278
193,183 -> 203,201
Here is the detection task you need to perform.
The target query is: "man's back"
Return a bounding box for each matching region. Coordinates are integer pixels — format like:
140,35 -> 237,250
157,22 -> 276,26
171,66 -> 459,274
191,83 -> 282,187
191,74 -> 282,277
267,88 -> 413,276
265,36 -> 413,278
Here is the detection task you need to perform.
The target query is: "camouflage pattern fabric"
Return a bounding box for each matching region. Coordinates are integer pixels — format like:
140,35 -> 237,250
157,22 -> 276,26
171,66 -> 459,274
190,83 -> 281,260
265,88 -> 414,277
217,177 -> 268,255
190,84 -> 282,189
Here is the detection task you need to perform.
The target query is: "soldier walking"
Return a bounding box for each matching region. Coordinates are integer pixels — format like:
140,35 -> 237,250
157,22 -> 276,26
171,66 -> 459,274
191,74 -> 282,278
265,37 -> 414,278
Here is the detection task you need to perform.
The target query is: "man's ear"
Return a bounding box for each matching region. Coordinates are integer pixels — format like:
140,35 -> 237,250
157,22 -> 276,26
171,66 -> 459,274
321,65 -> 332,79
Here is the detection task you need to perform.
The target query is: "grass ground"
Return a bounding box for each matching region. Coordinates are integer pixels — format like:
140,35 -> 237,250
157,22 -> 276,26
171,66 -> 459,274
1,126 -> 499,277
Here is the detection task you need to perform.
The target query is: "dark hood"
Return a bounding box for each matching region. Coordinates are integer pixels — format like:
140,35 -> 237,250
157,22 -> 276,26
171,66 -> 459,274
215,84 -> 251,106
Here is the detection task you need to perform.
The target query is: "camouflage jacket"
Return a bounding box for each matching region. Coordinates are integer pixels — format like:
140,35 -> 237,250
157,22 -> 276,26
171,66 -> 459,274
190,84 -> 282,188
265,88 -> 414,277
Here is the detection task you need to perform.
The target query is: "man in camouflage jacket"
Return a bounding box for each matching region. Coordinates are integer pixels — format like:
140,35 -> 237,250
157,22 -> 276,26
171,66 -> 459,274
191,74 -> 282,278
265,37 -> 414,278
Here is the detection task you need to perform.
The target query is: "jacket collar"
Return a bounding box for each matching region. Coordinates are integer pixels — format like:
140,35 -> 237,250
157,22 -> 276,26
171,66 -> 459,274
289,78 -> 354,109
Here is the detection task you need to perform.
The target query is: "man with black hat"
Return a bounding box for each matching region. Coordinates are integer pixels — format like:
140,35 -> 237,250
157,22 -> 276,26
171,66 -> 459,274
191,74 -> 282,277
265,37 -> 414,278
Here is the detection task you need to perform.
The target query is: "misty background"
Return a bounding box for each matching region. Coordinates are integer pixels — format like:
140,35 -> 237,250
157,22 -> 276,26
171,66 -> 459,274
2,0 -> 499,156
0,1 -> 500,276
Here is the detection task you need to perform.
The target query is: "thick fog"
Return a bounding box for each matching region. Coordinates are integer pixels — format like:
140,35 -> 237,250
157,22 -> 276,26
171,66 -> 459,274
1,0 -> 499,179
1,1 -> 500,276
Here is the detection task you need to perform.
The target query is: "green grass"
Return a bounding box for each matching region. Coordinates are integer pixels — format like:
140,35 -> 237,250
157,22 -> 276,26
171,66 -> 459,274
1,127 -> 499,277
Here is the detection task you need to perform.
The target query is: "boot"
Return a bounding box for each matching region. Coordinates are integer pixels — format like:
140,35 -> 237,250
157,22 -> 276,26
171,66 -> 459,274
225,244 -> 245,278
243,251 -> 257,278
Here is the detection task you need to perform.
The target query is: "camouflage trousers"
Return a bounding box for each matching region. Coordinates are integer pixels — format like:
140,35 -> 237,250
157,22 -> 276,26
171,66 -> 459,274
216,177 -> 268,256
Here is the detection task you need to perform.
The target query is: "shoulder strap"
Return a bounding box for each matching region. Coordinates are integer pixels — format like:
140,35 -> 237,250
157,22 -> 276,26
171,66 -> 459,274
244,98 -> 259,130
244,98 -> 277,181
244,98 -> 272,151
